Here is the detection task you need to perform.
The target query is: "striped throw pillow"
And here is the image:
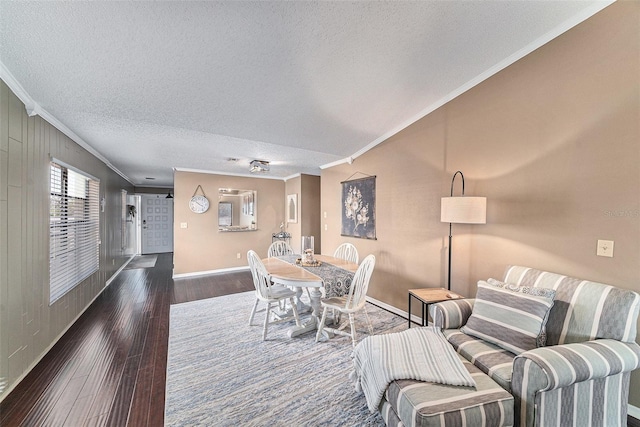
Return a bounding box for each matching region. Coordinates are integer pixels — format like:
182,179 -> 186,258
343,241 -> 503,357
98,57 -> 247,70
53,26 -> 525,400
461,279 -> 556,355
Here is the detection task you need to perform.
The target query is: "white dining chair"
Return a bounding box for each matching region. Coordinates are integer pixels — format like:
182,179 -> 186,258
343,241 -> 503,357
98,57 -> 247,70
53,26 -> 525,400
333,243 -> 359,264
247,250 -> 301,340
267,241 -> 294,258
315,254 -> 375,347
329,243 -> 360,323
267,240 -> 300,308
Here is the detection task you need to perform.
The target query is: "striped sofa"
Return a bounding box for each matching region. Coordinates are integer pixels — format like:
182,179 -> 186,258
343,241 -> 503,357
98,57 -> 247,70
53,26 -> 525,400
425,266 -> 640,427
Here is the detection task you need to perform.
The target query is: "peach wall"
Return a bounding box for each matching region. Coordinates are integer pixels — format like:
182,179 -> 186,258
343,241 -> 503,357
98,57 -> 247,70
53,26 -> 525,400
321,1 -> 640,406
284,174 -> 321,254
301,174 -> 321,253
284,176 -> 302,252
321,116 -> 449,306
173,170 -> 285,275
323,0 -> 639,316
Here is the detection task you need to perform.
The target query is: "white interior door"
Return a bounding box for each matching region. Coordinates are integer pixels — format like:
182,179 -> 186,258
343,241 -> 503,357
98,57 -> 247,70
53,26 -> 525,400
141,195 -> 174,254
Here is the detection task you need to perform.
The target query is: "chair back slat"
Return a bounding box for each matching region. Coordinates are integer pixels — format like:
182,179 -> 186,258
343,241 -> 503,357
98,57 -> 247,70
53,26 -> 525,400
333,243 -> 359,264
268,241 -> 294,257
345,254 -> 375,309
247,250 -> 271,299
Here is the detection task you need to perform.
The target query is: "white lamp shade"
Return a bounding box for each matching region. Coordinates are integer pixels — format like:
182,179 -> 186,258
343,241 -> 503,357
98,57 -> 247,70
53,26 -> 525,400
441,197 -> 486,224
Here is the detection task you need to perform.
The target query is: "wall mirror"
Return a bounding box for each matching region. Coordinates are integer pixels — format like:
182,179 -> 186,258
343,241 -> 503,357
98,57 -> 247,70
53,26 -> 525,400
218,188 -> 257,232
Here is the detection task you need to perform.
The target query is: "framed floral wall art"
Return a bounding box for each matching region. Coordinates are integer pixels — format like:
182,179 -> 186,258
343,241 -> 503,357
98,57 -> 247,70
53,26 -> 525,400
341,176 -> 376,239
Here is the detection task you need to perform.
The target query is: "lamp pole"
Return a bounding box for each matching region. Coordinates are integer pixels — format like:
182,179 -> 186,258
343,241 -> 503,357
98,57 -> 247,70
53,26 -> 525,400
448,222 -> 453,290
447,171 -> 465,291
442,171 -> 486,291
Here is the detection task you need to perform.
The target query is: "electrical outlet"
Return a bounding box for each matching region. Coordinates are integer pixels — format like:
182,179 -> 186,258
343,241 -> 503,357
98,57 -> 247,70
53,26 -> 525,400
324,224 -> 328,231
237,253 -> 241,259
597,240 -> 614,257
180,222 -> 188,229
324,211 -> 327,219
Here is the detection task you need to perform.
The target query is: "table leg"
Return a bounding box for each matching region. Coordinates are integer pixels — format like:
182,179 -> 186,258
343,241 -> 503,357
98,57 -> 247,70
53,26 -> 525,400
408,293 -> 412,329
294,287 -> 311,314
288,286 -> 322,338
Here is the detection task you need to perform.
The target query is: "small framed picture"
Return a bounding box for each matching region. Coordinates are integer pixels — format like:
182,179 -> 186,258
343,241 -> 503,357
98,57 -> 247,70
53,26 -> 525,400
287,194 -> 298,223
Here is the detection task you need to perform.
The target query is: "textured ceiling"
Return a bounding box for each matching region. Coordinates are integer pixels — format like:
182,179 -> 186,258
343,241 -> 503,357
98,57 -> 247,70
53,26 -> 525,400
0,1 -> 611,186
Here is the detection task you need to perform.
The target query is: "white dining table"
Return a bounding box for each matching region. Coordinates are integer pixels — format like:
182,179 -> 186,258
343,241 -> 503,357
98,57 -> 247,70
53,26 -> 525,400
261,254 -> 358,338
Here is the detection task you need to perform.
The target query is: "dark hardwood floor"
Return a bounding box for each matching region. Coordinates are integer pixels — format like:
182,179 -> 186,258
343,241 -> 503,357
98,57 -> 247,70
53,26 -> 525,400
3,254 -> 639,426
0,253 -> 253,426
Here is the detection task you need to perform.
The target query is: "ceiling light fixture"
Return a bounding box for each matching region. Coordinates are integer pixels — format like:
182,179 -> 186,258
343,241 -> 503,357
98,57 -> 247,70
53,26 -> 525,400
250,160 -> 270,173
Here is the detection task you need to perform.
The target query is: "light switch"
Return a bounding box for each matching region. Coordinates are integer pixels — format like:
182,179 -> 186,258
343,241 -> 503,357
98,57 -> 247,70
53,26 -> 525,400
180,222 -> 188,229
596,240 -> 614,257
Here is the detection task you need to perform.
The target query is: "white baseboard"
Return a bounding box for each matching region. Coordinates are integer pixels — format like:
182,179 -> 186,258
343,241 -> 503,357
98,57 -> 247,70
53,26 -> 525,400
106,255 -> 136,286
366,296 -> 423,326
0,260 -> 128,403
173,266 -> 250,279
629,404 -> 640,420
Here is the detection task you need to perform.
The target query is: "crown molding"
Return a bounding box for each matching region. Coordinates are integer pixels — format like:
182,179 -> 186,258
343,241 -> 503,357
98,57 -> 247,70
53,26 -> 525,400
174,167 -> 286,181
0,62 -> 34,113
283,173 -> 301,181
319,157 -> 352,170
320,0 -> 614,171
0,62 -> 133,185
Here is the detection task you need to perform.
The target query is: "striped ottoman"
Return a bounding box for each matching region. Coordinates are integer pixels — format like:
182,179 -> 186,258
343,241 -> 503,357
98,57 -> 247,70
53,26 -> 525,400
379,355 -> 513,427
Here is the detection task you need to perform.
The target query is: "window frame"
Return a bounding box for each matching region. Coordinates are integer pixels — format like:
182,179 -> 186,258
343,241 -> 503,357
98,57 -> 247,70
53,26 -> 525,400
49,159 -> 100,305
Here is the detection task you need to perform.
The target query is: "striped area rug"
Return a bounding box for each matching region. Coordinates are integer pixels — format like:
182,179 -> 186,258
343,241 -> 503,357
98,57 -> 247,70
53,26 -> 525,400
165,291 -> 406,426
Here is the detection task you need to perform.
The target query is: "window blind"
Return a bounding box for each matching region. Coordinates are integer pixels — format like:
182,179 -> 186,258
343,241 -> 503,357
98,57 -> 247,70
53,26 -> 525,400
50,161 -> 100,304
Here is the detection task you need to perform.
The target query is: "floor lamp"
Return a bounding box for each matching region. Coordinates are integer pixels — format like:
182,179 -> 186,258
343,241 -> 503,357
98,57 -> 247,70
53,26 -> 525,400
441,171 -> 486,291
